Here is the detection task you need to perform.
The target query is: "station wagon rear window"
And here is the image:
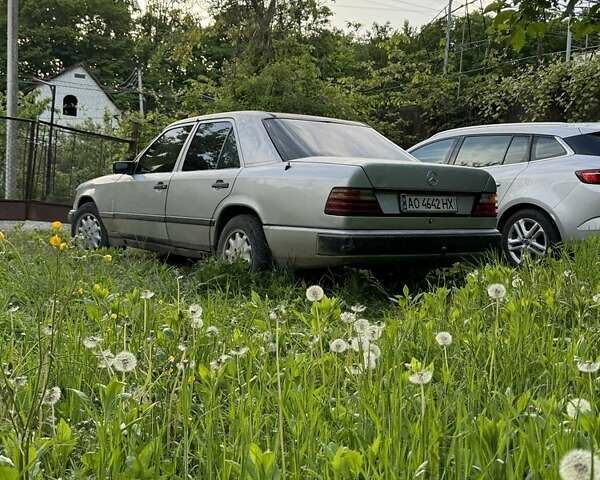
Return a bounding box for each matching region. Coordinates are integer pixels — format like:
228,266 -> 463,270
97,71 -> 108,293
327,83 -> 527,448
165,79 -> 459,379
263,118 -> 413,162
564,132 -> 600,156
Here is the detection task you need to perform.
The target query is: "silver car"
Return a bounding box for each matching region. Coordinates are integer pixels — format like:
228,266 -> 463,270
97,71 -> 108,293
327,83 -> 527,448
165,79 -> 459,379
409,123 -> 600,264
69,111 -> 500,269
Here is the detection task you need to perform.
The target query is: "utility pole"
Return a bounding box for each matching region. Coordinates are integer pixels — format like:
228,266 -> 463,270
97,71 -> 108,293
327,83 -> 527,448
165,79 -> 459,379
566,15 -> 573,62
443,0 -> 453,75
4,0 -> 19,199
137,68 -> 144,117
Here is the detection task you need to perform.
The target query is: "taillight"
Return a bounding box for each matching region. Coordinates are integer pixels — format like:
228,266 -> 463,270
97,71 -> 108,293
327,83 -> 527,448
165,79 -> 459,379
472,193 -> 497,217
324,188 -> 382,216
576,169 -> 600,184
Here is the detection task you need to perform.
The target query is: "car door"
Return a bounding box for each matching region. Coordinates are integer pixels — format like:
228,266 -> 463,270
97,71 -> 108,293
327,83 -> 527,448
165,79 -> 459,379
165,120 -> 242,251
112,124 -> 193,243
453,134 -> 531,203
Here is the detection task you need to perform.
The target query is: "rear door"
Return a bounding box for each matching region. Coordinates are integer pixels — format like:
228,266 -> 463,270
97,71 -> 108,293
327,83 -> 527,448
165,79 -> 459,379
453,134 -> 531,202
165,120 -> 242,251
113,124 -> 193,243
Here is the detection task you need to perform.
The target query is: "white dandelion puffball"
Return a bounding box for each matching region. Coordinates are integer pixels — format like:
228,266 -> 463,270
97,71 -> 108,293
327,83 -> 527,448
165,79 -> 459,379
577,360 -> 600,374
435,331 -> 453,347
188,304 -> 203,318
190,316 -> 204,329
230,347 -> 249,357
329,338 -> 349,354
354,318 -> 370,335
341,311 -> 357,324
96,350 -> 115,369
349,337 -> 364,352
140,290 -> 155,300
487,283 -> 507,300
351,304 -> 366,313
269,310 -> 278,321
559,449 -> 600,480
113,351 -> 138,373
306,285 -> 324,302
566,398 -> 592,419
42,386 -> 61,406
409,370 -> 433,385
363,354 -> 377,370
593,293 -> 600,304
365,343 -> 381,360
83,336 -> 102,350
206,325 -> 220,337
365,324 -> 383,341
512,277 -> 524,288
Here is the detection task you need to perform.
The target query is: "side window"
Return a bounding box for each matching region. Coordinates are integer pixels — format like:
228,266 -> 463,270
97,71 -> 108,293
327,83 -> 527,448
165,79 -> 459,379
533,136 -> 567,160
503,136 -> 531,165
136,126 -> 192,174
182,121 -> 240,171
454,135 -> 512,168
410,139 -> 455,164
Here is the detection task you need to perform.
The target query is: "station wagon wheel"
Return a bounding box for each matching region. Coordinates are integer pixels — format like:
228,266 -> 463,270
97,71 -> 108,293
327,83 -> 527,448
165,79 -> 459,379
501,208 -> 560,266
217,214 -> 271,271
71,203 -> 109,249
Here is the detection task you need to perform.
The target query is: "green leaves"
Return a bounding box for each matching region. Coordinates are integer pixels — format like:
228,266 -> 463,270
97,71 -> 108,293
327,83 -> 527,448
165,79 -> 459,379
245,444 -> 281,480
329,445 -> 364,478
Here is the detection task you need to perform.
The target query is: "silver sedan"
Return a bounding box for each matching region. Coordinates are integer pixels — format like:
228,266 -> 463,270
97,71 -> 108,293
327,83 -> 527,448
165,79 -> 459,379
409,123 -> 600,265
69,111 -> 500,269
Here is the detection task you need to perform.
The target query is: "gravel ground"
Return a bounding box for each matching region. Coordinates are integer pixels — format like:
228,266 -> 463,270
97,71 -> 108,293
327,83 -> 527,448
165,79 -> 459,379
0,220 -> 70,231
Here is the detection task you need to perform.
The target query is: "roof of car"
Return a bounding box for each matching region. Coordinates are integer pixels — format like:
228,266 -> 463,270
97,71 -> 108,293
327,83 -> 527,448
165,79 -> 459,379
409,122 -> 600,150
169,111 -> 368,128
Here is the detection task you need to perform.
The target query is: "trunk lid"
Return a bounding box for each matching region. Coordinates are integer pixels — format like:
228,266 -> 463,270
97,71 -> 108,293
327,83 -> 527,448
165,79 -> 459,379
292,156 -> 496,193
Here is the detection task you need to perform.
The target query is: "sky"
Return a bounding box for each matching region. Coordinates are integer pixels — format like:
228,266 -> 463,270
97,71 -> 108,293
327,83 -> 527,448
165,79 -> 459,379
137,0 -> 495,31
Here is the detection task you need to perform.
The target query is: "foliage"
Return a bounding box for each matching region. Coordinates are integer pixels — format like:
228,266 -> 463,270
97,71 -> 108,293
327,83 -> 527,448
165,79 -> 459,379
0,229 -> 600,478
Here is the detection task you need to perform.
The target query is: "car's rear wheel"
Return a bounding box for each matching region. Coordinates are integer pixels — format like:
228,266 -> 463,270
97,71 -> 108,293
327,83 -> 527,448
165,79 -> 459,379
72,203 -> 109,249
501,208 -> 559,266
217,214 -> 271,270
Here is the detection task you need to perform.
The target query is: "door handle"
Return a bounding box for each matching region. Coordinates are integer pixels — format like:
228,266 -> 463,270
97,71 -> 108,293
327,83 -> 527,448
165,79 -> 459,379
211,180 -> 229,189
153,182 -> 168,191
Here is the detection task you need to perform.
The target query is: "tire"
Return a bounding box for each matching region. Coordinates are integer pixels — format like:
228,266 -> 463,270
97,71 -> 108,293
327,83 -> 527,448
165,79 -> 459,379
217,214 -> 271,271
501,208 -> 560,266
71,202 -> 110,249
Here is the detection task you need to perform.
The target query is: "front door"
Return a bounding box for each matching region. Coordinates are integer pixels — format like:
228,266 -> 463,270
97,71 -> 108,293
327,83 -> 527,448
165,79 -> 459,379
166,120 -> 242,251
112,125 -> 193,244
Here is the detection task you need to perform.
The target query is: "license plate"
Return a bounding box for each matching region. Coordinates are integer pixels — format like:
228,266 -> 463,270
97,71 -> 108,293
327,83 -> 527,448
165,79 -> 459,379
400,194 -> 457,213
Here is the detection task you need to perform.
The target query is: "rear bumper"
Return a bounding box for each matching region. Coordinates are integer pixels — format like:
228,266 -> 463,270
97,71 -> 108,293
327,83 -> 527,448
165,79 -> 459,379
264,225 -> 501,268
317,230 -> 501,256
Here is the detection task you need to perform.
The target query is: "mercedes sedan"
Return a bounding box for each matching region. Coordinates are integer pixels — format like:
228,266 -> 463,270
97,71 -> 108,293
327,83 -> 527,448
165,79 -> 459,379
69,111 -> 500,269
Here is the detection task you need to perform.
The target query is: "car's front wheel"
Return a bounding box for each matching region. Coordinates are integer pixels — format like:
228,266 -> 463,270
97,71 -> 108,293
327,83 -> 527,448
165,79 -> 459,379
501,208 -> 559,266
71,203 -> 109,249
217,214 -> 271,270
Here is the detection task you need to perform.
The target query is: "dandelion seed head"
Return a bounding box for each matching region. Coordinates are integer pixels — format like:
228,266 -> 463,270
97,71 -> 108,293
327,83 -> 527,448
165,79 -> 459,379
365,343 -> 381,360
365,324 -> 383,341
329,338 -> 348,354
206,325 -> 220,337
269,310 -> 278,321
42,386 -> 61,406
409,370 -> 433,385
559,449 -> 600,480
188,304 -> 203,318
190,316 -> 204,329
351,304 -> 366,313
340,311 -> 357,324
487,283 -> 507,300
230,347 -> 249,357
305,285 -> 324,302
113,351 -> 138,373
512,276 -> 524,288
96,350 -> 114,368
354,318 -> 370,335
363,353 -> 377,370
83,336 -> 102,349
140,290 -> 155,300
577,360 -> 600,374
435,331 -> 453,347
566,398 -> 592,419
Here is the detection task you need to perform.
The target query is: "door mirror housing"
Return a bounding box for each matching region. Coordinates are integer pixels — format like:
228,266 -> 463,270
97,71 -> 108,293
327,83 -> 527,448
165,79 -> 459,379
113,160 -> 135,175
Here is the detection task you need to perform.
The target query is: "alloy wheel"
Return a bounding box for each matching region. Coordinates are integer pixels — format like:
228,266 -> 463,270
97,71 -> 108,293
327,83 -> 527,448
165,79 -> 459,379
76,214 -> 103,249
507,217 -> 548,264
223,230 -> 252,263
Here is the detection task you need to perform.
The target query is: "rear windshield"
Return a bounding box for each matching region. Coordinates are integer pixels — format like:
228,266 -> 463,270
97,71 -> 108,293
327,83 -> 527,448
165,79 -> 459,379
263,118 -> 414,162
564,132 -> 600,155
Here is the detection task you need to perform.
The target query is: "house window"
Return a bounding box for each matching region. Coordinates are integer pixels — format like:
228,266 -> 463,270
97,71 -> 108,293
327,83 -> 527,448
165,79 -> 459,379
63,95 -> 78,116
74,73 -> 86,79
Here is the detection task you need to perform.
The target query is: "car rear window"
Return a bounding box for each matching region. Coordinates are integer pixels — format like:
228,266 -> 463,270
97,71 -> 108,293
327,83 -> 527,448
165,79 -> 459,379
263,118 -> 414,162
564,132 -> 600,156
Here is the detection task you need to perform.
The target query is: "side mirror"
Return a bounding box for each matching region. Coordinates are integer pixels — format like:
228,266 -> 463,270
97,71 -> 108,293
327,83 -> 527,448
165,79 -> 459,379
113,160 -> 135,175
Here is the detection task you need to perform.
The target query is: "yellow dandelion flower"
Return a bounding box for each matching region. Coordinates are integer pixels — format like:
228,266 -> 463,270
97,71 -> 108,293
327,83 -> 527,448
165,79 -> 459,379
49,235 -> 62,248
110,313 -> 117,320
0,231 -> 5,242
103,254 -> 112,263
51,221 -> 63,231
77,287 -> 84,295
59,242 -> 67,251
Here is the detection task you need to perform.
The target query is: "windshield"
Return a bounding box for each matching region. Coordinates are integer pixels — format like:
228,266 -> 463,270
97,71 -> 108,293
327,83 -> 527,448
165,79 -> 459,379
263,118 -> 414,162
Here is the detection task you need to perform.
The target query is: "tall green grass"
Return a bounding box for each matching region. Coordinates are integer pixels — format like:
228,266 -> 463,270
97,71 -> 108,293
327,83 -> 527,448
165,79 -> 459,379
0,226 -> 599,479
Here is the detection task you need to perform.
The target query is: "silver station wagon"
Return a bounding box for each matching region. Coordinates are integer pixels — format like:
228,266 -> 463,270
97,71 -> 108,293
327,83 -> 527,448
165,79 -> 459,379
69,111 -> 500,269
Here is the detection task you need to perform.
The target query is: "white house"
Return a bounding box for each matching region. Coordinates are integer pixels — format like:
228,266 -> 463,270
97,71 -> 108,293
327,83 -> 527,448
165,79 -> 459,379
34,64 -> 121,128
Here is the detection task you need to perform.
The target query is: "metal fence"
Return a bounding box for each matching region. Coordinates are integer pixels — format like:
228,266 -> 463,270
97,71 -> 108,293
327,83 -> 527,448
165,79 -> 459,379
0,116 -> 135,221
